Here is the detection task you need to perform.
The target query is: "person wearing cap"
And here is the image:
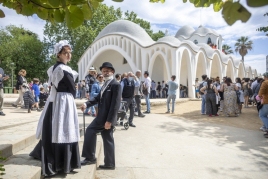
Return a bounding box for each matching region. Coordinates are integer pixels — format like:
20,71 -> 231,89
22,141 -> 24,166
85,67 -> 97,116
258,72 -> 268,138
30,40 -> 81,177
85,67 -> 97,96
80,62 -> 121,170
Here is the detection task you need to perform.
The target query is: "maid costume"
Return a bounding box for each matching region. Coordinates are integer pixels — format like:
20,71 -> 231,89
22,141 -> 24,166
30,40 -> 81,176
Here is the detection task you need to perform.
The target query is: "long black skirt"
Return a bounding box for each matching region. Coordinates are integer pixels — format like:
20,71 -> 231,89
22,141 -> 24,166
29,102 -> 81,176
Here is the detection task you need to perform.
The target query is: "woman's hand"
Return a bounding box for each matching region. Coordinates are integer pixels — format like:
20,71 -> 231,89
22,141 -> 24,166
80,105 -> 86,112
104,122 -> 112,130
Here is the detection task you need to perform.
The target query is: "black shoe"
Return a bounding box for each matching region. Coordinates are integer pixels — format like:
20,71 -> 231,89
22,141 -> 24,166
129,123 -> 136,127
138,114 -> 145,117
0,111 -> 5,116
143,111 -> 150,114
12,104 -> 17,108
98,165 -> 115,170
81,158 -> 96,165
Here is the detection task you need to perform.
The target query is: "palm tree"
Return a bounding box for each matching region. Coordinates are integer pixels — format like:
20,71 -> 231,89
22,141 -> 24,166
234,36 -> 253,61
222,44 -> 233,55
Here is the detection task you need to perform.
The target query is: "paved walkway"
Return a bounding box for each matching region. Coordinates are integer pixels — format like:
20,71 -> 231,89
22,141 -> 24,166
1,99 -> 267,179
96,113 -> 268,179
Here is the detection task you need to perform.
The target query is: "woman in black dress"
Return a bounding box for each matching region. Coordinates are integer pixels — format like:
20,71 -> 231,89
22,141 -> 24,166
30,40 -> 81,177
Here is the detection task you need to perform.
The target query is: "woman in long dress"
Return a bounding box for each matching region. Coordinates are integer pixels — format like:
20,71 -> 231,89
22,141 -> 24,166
30,40 -> 81,177
220,77 -> 239,117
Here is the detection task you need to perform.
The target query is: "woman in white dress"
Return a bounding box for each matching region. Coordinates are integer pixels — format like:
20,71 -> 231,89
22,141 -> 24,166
30,40 -> 81,177
236,77 -> 244,113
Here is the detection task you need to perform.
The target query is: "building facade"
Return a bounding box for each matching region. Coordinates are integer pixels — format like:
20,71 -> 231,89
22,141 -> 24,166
78,20 -> 259,98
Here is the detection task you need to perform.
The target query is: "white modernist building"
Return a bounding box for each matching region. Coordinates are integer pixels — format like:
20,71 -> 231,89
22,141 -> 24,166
78,20 -> 259,98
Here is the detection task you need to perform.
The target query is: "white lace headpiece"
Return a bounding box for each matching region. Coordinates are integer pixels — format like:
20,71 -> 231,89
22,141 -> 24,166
54,40 -> 72,54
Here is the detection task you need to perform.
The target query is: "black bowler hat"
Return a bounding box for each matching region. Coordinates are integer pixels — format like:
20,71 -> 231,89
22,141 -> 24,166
99,62 -> 115,72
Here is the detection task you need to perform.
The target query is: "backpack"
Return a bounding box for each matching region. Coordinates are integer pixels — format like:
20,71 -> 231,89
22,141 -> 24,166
199,82 -> 205,95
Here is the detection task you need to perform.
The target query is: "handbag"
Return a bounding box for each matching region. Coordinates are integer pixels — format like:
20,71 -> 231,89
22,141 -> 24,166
142,85 -> 148,95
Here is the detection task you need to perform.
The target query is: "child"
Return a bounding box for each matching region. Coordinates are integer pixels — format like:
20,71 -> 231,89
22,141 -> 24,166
39,87 -> 48,108
32,78 -> 42,111
22,84 -> 35,113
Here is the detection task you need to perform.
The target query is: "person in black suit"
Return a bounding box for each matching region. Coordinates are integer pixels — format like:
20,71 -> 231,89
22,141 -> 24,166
80,62 -> 121,170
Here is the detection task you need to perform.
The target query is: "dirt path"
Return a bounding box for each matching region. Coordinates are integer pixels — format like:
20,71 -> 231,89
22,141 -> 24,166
150,100 -> 262,131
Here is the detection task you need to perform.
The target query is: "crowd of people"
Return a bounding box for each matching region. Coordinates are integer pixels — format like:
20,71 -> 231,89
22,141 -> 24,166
196,74 -> 268,138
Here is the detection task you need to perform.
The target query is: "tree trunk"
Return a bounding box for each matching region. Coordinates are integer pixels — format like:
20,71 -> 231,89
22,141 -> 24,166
242,56 -> 244,61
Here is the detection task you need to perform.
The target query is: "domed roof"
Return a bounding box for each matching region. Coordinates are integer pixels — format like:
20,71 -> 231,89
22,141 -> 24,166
157,36 -> 181,46
95,20 -> 154,46
193,25 -> 219,37
175,25 -> 195,39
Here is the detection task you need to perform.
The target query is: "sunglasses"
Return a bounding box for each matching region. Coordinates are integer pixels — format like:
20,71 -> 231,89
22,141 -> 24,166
98,76 -> 103,78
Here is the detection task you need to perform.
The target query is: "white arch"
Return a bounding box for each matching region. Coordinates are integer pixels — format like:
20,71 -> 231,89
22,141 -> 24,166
83,45 -> 137,78
148,51 -> 171,80
210,53 -> 223,79
238,62 -> 246,78
194,50 -> 207,80
226,59 -> 235,81
177,47 -> 194,98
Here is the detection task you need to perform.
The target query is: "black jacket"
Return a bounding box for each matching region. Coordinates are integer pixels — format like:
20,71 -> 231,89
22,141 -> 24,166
15,75 -> 26,90
86,79 -> 121,126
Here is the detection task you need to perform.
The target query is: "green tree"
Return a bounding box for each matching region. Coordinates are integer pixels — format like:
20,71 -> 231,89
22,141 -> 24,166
234,36 -> 253,62
257,12 -> 268,36
222,44 -> 233,55
0,25 -> 50,84
43,4 -> 164,71
1,0 -> 268,28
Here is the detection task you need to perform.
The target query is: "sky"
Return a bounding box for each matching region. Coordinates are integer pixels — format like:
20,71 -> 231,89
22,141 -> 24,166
0,0 -> 267,74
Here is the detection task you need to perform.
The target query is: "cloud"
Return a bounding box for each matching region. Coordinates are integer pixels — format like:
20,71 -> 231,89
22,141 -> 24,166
233,54 -> 267,74
0,5 -> 46,39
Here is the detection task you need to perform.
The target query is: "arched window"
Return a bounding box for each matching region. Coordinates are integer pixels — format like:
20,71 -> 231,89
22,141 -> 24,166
194,40 -> 198,44
207,37 -> 212,44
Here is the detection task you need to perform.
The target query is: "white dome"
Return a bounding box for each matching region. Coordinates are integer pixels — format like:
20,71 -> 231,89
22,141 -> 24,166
95,20 -> 154,46
193,25 -> 219,37
157,36 -> 181,46
175,25 -> 195,39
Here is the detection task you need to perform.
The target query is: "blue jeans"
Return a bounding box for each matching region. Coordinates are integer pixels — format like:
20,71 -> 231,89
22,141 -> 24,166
259,104 -> 268,129
85,106 -> 96,115
201,94 -> 206,114
167,94 -> 176,112
145,94 -> 150,112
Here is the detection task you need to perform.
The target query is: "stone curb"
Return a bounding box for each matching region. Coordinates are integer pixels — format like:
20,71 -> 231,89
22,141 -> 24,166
1,129 -> 102,179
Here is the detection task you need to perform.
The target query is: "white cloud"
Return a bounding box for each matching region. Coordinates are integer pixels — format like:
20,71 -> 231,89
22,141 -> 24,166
0,6 -> 46,39
235,54 -> 267,74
